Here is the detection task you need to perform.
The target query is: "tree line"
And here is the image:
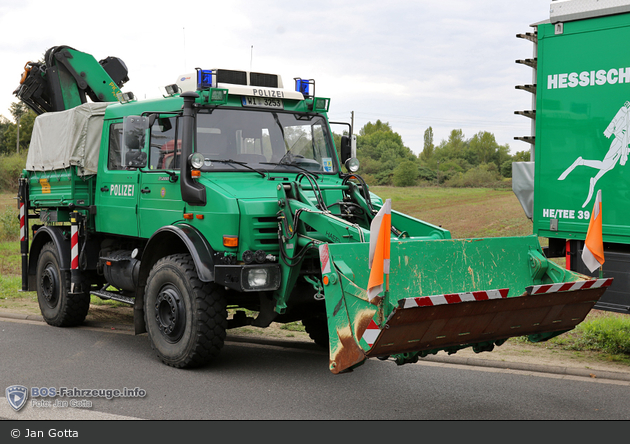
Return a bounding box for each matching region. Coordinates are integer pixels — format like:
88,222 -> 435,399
335,120 -> 531,188
0,102 -> 35,156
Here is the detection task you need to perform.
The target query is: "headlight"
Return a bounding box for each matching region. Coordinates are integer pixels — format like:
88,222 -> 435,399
345,157 -> 360,173
189,152 -> 204,169
242,265 -> 281,291
247,268 -> 268,288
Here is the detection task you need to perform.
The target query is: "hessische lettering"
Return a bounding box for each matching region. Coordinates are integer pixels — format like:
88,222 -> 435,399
547,68 -> 630,89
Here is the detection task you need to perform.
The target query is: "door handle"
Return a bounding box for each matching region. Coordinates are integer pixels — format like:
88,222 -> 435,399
141,188 -> 151,194
100,186 -> 109,192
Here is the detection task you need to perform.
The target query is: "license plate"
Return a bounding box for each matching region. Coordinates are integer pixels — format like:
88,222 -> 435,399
242,96 -> 284,109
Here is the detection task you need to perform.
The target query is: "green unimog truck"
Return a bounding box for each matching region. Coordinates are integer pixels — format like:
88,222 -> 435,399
14,45 -> 610,373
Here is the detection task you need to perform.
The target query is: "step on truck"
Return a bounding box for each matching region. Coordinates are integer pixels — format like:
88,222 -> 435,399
513,0 -> 630,315
14,45 -> 613,373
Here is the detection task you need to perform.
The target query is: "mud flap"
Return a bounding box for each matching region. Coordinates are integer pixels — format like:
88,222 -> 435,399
365,279 -> 612,359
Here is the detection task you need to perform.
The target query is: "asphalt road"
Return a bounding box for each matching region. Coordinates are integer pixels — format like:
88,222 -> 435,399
1,318 -> 630,422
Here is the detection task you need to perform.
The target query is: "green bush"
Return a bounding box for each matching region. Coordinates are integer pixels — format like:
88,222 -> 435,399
392,160 -> 418,187
445,163 -> 501,188
573,315 -> 630,355
0,152 -> 27,192
0,207 -> 19,242
501,160 -> 513,178
375,170 -> 394,186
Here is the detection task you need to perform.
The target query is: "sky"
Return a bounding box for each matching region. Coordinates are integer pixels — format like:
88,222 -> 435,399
0,0 -> 553,156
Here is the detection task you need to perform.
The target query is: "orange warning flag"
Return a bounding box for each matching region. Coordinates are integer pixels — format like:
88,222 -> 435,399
367,199 -> 391,303
582,189 -> 604,273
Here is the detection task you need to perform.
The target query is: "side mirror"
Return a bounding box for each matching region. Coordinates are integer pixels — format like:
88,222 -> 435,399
340,135 -> 351,163
125,150 -> 147,168
123,115 -> 149,150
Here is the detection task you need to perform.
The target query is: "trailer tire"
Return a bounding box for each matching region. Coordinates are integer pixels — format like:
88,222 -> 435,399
144,254 -> 227,368
302,315 -> 329,349
36,242 -> 90,327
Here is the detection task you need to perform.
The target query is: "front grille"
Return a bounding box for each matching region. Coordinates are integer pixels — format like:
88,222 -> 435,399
252,217 -> 279,250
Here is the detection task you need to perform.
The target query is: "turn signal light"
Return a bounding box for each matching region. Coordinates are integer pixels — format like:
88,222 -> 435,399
183,213 -> 194,220
191,170 -> 201,178
223,235 -> 238,248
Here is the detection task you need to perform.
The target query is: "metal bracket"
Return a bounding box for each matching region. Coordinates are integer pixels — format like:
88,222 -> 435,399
555,23 -> 564,35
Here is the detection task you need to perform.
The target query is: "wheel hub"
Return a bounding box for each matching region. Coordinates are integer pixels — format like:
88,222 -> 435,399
154,286 -> 185,343
40,266 -> 59,308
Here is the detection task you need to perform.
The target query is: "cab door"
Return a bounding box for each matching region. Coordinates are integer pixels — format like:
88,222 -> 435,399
138,115 -> 184,239
95,120 -> 141,237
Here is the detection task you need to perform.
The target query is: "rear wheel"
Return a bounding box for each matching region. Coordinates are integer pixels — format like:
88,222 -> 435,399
36,242 -> 89,327
144,254 -> 227,368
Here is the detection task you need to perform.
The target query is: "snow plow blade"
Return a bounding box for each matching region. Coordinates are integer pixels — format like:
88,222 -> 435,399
319,235 -> 613,374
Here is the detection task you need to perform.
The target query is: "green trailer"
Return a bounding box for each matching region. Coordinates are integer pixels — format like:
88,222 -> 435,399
15,45 -> 613,373
514,0 -> 630,314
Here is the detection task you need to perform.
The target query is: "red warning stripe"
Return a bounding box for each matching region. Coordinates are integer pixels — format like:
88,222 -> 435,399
399,288 -> 509,309
361,319 -> 381,347
71,225 -> 79,270
526,278 -> 613,295
19,202 -> 25,242
318,244 -> 331,274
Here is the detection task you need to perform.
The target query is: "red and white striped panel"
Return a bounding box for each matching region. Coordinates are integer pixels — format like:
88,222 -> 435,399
71,225 -> 79,270
399,288 -> 509,309
526,278 -> 613,295
19,202 -> 25,242
361,319 -> 381,347
319,244 -> 331,274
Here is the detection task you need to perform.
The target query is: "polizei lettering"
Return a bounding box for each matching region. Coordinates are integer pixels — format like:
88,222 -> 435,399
547,68 -> 630,89
110,184 -> 135,197
252,88 -> 285,98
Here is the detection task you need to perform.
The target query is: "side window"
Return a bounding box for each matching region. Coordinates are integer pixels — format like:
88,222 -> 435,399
149,117 -> 179,170
107,123 -> 124,170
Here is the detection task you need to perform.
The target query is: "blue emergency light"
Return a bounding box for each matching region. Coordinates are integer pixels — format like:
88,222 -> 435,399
294,78 -> 314,97
197,69 -> 214,89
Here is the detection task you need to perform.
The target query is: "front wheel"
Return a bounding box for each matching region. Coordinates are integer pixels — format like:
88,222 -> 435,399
302,314 -> 329,349
144,254 -> 227,368
35,242 -> 89,327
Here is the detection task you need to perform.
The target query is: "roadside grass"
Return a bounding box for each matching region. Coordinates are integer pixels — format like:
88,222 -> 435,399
0,188 -> 628,362
513,311 -> 630,365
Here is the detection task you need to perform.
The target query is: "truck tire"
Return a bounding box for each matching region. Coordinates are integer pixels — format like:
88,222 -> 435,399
36,242 -> 90,327
144,254 -> 227,368
302,315 -> 329,349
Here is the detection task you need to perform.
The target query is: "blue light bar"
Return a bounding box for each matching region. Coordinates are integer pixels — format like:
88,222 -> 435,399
197,69 -> 214,89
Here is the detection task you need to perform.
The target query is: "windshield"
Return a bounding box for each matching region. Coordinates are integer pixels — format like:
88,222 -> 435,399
195,108 -> 337,174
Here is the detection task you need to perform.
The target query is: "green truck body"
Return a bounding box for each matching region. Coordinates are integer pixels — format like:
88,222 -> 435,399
514,0 -> 630,314
15,45 -> 612,373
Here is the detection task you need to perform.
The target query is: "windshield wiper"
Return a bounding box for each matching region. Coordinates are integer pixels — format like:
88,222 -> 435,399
209,159 -> 266,178
260,161 -> 320,179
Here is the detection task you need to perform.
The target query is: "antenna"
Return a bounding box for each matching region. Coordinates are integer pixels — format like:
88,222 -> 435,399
183,27 -> 187,70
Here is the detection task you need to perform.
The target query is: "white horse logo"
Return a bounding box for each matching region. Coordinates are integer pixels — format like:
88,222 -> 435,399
558,101 -> 630,208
